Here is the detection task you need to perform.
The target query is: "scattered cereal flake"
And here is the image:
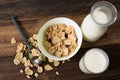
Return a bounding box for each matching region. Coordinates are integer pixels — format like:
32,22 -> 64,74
11,37 -> 16,44
31,41 -> 37,47
15,52 -> 23,61
28,37 -> 34,43
35,43 -> 38,48
32,34 -> 38,40
17,43 -> 24,51
26,75 -> 30,79
53,61 -> 60,67
34,73 -> 39,78
22,57 -> 27,63
37,66 -> 43,73
20,69 -> 23,73
34,64 -> 39,67
55,71 -> 59,75
44,64 -> 53,71
24,60 -> 32,67
62,61 -> 65,64
25,67 -> 33,75
48,59 -> 53,63
30,64 -> 33,67
31,48 -> 39,56
23,44 -> 26,50
13,58 -> 20,65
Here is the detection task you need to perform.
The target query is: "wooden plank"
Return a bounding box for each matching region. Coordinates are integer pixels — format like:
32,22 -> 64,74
0,0 -> 120,57
0,44 -> 120,80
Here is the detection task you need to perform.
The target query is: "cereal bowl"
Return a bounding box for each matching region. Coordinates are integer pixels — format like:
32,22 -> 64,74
37,17 -> 82,61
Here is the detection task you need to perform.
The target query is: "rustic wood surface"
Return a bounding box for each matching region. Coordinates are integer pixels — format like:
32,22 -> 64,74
0,0 -> 120,80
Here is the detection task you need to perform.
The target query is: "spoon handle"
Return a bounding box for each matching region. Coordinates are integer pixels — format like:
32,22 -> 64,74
11,17 -> 32,50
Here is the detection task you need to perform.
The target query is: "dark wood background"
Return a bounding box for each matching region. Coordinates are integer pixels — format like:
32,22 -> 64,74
0,0 -> 120,80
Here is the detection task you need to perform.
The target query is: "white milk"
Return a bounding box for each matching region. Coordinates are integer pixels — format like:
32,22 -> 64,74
81,6 -> 112,42
79,48 -> 109,74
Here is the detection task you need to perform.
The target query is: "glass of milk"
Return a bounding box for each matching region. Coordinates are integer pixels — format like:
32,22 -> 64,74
79,48 -> 109,74
81,1 -> 117,42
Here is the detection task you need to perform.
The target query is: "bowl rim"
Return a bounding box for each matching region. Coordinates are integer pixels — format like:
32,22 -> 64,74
37,17 -> 82,61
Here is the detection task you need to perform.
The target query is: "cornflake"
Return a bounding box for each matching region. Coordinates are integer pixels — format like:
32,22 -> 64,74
44,64 -> 53,71
37,66 -> 43,73
24,60 -> 31,67
17,52 -> 23,61
14,58 -> 20,65
44,24 -> 78,57
32,34 -> 38,40
34,73 -> 39,78
22,57 -> 27,63
25,67 -> 33,75
31,48 -> 39,56
17,43 -> 24,51
26,75 -> 30,79
53,61 -> 60,67
28,37 -> 34,43
23,45 -> 26,50
13,34 -> 67,79
48,59 -> 53,63
20,69 -> 23,73
55,71 -> 59,75
11,37 -> 16,44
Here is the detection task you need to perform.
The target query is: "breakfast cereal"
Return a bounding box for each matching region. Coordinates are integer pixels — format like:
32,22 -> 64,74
31,48 -> 39,56
48,59 -> 53,63
53,61 -> 60,67
32,34 -> 38,40
55,71 -> 59,75
44,24 -> 78,57
37,66 -> 43,73
11,37 -> 16,44
20,69 -> 23,73
26,75 -> 30,79
13,34 -> 64,79
44,64 -> 53,71
14,58 -> 20,65
34,73 -> 39,78
25,67 -> 33,75
17,43 -> 24,51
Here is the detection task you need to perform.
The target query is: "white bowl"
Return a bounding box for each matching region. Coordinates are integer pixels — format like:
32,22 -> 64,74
37,17 -> 82,61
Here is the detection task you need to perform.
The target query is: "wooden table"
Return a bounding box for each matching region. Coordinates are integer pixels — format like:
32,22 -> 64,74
0,0 -> 120,80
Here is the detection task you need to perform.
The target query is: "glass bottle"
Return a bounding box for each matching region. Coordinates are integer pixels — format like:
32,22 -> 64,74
81,1 -> 117,42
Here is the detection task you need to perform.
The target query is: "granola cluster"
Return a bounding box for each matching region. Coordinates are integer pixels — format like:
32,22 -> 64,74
13,34 -> 69,79
44,24 -> 78,57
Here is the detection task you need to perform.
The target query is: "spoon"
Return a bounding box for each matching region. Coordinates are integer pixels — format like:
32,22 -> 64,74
11,17 -> 43,65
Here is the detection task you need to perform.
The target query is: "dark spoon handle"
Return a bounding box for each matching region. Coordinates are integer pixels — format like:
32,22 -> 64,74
11,17 -> 32,50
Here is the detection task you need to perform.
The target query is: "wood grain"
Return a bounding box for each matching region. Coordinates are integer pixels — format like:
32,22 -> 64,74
0,0 -> 120,80
0,0 -> 120,57
0,45 -> 120,80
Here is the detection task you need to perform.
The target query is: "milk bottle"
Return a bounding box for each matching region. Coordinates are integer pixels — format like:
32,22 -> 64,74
81,1 -> 117,42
